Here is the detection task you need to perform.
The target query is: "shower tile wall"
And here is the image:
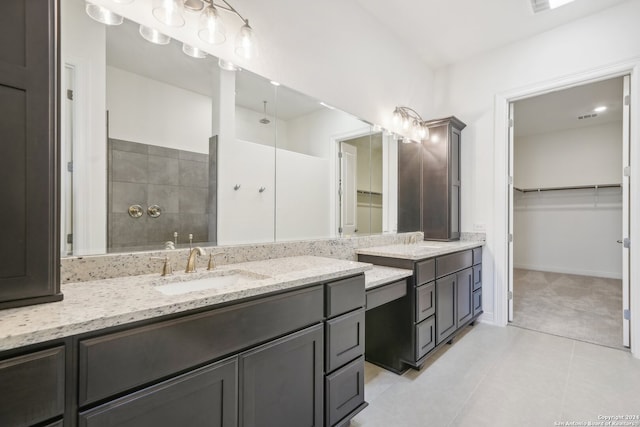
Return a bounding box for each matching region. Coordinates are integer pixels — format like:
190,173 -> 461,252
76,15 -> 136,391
108,139 -> 210,251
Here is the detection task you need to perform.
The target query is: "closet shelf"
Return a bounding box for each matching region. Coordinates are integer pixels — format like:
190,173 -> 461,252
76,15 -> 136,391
514,184 -> 621,193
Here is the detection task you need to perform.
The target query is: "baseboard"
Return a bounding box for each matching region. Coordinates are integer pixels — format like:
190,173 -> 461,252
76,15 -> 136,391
513,263 -> 622,280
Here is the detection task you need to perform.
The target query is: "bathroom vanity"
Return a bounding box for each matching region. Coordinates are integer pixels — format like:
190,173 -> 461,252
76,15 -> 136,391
358,241 -> 483,373
0,256 -> 369,427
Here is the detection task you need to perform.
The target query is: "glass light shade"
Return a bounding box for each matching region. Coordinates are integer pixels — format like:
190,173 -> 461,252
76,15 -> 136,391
111,0 -> 135,4
218,58 -> 239,71
401,116 -> 410,131
182,43 -> 207,59
139,25 -> 171,45
183,0 -> 205,12
235,22 -> 257,60
152,0 -> 185,27
198,6 -> 226,44
392,108 -> 402,126
418,124 -> 429,140
85,2 -> 123,25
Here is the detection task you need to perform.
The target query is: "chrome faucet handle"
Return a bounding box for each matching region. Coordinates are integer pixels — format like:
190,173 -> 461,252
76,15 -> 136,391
207,252 -> 225,270
151,256 -> 173,276
185,247 -> 206,273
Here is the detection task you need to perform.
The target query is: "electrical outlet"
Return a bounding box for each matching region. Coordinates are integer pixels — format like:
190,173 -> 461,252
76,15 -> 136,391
473,223 -> 486,232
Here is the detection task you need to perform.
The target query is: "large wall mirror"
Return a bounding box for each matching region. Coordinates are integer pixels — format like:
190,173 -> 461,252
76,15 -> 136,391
60,0 -> 399,256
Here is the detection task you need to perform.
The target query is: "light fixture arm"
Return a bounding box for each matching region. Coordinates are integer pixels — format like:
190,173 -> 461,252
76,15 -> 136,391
208,0 -> 249,25
392,106 -> 430,141
394,106 -> 426,124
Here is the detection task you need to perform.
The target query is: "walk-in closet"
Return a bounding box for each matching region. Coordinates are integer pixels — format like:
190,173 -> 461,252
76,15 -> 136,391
510,76 -> 628,348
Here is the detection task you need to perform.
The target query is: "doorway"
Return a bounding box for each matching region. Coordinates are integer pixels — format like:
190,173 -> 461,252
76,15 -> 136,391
507,76 -> 630,348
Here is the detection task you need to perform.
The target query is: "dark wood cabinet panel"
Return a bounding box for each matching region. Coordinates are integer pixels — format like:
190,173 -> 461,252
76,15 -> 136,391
436,274 -> 456,344
0,346 -> 65,427
436,250 -> 472,278
473,289 -> 483,317
397,141 -> 422,232
79,357 -> 237,427
43,420 -> 64,427
240,324 -> 324,427
0,0 -> 61,308
473,247 -> 482,265
366,279 -> 406,311
416,283 -> 435,322
415,316 -> 436,360
325,356 -> 366,427
325,275 -> 365,318
326,309 -> 365,373
473,264 -> 482,291
79,286 -> 323,406
415,259 -> 435,286
456,268 -> 473,326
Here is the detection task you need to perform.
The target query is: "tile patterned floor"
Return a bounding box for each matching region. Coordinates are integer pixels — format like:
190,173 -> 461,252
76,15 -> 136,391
511,269 -> 623,348
352,323 -> 640,427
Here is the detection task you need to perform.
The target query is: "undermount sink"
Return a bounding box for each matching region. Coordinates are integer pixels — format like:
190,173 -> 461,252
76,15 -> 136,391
153,270 -> 270,296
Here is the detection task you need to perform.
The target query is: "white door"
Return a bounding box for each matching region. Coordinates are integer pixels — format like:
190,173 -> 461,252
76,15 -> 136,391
622,75 -> 631,347
339,142 -> 358,235
61,65 -> 75,256
508,102 -> 515,322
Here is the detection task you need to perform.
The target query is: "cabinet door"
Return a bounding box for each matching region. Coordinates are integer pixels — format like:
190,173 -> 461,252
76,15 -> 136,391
397,141 -> 422,232
0,0 -> 60,308
449,126 -> 461,239
240,324 -> 324,427
456,268 -> 473,325
473,289 -> 483,317
416,283 -> 435,323
415,316 -> 436,360
79,357 -> 237,427
436,274 -> 456,344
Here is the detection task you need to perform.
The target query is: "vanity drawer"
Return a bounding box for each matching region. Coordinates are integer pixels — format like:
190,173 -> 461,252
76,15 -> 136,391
473,289 -> 483,317
326,308 -> 365,373
325,275 -> 365,318
473,247 -> 482,265
473,264 -> 482,291
79,357 -> 237,427
436,250 -> 472,278
78,285 -> 323,406
415,259 -> 435,286
325,356 -> 366,427
415,316 -> 436,360
0,346 -> 65,427
415,282 -> 435,323
366,279 -> 407,311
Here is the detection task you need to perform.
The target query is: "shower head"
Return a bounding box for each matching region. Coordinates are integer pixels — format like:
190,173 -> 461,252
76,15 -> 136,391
259,100 -> 271,124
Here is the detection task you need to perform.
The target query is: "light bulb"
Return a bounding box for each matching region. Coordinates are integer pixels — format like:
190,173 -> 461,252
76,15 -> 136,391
85,2 -> 123,25
235,21 -> 257,60
198,5 -> 226,44
139,25 -> 171,45
152,0 -> 185,27
392,108 -> 402,126
402,116 -> 410,131
418,125 -> 427,140
218,58 -> 239,71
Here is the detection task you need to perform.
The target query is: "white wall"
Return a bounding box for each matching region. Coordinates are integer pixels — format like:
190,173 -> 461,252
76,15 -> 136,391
433,0 -> 640,323
61,0 -> 107,255
107,67 -> 212,153
514,122 -> 622,189
235,106 -> 287,149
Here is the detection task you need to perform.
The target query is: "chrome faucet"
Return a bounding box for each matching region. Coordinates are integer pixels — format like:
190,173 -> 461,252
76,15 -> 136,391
185,247 -> 206,273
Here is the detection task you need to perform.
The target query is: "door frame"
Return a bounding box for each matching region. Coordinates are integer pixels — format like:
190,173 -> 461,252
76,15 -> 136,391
493,58 -> 640,357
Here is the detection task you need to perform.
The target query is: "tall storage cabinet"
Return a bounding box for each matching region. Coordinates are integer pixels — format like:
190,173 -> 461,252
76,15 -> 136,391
0,0 -> 61,308
397,116 -> 466,241
423,117 -> 466,241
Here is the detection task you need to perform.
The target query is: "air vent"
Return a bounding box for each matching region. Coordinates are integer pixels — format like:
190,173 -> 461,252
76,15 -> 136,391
578,113 -> 598,120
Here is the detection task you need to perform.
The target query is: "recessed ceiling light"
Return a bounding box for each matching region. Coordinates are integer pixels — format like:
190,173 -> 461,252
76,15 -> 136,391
594,106 -> 607,113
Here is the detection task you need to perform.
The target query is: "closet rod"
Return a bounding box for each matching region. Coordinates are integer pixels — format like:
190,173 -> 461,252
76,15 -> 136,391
357,190 -> 383,196
514,184 -> 621,193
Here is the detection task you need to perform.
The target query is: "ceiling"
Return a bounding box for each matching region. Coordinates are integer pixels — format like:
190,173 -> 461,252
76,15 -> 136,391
514,76 -> 624,137
353,0 -> 630,68
106,20 -> 324,120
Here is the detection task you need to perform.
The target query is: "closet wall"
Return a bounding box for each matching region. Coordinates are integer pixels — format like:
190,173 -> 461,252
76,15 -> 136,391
514,121 -> 623,279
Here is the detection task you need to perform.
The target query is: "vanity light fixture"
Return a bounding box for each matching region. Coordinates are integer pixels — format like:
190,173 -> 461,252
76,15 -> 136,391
85,1 -> 124,25
182,43 -> 207,58
153,0 -> 186,27
218,58 -> 240,71
139,25 -> 171,44
530,0 -> 576,13
392,106 -> 430,142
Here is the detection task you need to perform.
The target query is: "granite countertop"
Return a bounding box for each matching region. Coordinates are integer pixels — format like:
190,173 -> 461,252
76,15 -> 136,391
364,266 -> 413,290
0,256 -> 371,351
356,240 -> 484,261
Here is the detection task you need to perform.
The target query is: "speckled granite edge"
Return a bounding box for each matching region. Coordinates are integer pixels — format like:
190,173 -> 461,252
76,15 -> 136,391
60,232 -> 423,283
356,240 -> 485,261
460,232 -> 487,241
1,256 -> 371,351
365,266 -> 413,290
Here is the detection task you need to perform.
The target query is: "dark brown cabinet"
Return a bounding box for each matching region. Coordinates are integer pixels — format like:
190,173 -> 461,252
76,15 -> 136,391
0,346 -> 65,427
397,116 -> 466,241
79,357 -> 237,427
0,0 -> 62,309
240,324 -> 324,427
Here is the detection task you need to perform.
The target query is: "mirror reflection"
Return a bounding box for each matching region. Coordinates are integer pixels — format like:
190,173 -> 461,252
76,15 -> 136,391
60,0 -> 397,257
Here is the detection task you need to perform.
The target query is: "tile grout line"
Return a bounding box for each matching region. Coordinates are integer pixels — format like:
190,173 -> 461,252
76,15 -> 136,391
558,339 -> 576,420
